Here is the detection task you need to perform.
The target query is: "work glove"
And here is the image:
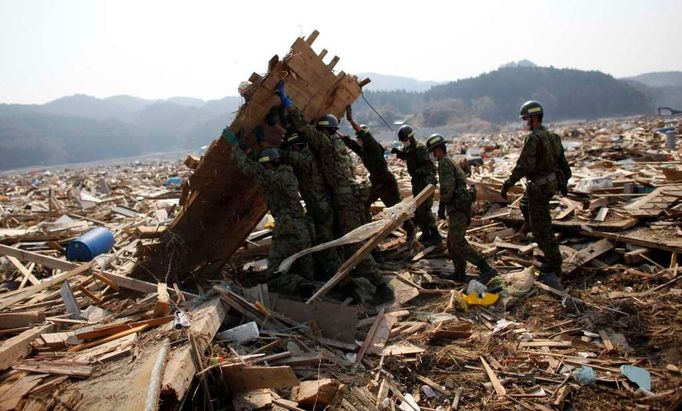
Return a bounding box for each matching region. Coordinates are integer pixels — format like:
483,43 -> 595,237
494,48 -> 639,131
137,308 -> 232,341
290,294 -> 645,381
391,148 -> 402,155
438,202 -> 446,220
222,126 -> 238,146
345,105 -> 353,121
500,180 -> 511,200
275,80 -> 293,108
255,126 -> 266,143
265,107 -> 279,127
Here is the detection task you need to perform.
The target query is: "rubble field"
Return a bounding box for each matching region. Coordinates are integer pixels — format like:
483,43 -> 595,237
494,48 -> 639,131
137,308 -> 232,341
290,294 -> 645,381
0,113 -> 680,411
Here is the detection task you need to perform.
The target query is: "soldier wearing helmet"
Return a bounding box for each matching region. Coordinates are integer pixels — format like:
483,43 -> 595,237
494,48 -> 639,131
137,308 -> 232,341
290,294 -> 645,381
341,106 -> 416,249
391,125 -> 442,247
500,101 -> 572,290
426,134 -> 497,284
223,127 -> 315,297
275,80 -> 394,305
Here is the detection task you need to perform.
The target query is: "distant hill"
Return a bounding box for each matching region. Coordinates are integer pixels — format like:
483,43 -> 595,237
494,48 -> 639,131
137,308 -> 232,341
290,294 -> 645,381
623,71 -> 682,87
622,71 -> 682,109
357,72 -> 441,92
499,59 -> 538,69
351,66 -> 652,132
0,94 -> 242,170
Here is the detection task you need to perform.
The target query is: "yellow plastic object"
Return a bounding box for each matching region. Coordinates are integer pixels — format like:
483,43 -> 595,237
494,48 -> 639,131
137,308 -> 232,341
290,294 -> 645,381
463,291 -> 500,306
263,215 -> 275,229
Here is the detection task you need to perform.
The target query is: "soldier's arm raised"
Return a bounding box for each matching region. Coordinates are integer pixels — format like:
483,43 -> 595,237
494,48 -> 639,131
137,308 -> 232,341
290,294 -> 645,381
233,145 -> 269,186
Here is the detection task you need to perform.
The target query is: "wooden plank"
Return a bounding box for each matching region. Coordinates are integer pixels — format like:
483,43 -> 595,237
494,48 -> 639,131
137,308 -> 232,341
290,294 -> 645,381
68,325 -> 146,352
307,185 -> 435,303
13,359 -> 92,378
0,374 -> 45,411
0,311 -> 45,329
562,239 -> 615,274
74,315 -> 173,340
161,299 -> 225,403
353,308 -> 384,371
153,283 -> 171,318
6,256 -> 40,286
0,324 -> 54,370
480,356 -> 506,396
594,207 -> 609,222
221,364 -> 300,392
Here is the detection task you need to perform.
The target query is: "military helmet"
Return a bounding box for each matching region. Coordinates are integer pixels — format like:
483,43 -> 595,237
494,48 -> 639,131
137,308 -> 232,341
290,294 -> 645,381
519,100 -> 543,118
397,124 -> 415,141
426,134 -> 446,151
283,129 -> 304,146
360,124 -> 370,132
258,148 -> 281,164
316,114 -> 339,130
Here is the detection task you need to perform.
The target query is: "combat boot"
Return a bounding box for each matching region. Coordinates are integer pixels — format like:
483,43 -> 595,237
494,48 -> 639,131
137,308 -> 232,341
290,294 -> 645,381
372,282 -> 395,305
538,269 -> 564,291
423,227 -> 443,247
475,259 -> 498,285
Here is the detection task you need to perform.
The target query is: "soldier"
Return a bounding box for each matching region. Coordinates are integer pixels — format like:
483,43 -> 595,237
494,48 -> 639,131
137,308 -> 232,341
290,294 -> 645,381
223,127 -> 315,297
426,134 -> 497,283
391,125 -> 443,247
340,106 -> 416,243
279,128 -> 343,279
500,101 -> 571,290
275,80 -> 394,304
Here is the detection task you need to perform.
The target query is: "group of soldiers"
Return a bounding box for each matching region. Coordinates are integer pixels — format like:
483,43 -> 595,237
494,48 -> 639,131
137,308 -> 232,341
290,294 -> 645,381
222,80 -> 572,304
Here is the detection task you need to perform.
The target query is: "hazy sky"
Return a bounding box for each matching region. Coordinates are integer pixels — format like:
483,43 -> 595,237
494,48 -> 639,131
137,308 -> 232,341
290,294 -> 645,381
1,0 -> 680,104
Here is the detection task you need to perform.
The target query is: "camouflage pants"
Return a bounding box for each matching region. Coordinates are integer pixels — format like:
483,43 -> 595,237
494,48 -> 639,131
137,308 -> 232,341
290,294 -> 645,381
447,210 -> 484,275
521,180 -> 562,272
334,191 -> 383,294
412,181 -> 437,234
308,204 -> 343,280
368,173 -> 415,235
267,217 -> 315,295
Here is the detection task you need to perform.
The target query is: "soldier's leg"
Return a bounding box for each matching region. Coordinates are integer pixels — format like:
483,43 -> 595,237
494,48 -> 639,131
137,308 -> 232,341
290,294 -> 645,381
528,184 -> 562,272
312,215 -> 342,279
519,192 -> 531,232
447,212 -> 482,280
266,233 -> 304,295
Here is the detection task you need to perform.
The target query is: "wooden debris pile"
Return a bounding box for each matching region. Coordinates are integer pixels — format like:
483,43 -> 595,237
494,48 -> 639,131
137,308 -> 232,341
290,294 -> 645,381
1,33 -> 681,411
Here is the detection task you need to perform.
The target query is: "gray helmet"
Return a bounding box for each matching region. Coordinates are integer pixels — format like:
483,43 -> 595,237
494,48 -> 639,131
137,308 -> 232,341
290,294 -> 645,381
283,129 -> 304,147
519,100 -> 543,118
316,114 -> 339,130
258,148 -> 281,164
398,124 -> 415,141
426,134 -> 446,151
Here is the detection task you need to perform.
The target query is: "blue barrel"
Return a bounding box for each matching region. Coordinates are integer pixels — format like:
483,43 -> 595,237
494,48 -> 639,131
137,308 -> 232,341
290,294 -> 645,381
66,227 -> 115,262
165,176 -> 182,186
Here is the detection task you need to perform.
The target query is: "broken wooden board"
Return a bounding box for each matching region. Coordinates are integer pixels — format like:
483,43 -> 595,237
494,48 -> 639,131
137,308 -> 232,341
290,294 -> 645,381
271,294 -> 358,343
623,185 -> 682,217
290,378 -> 344,408
221,364 -> 300,392
0,324 -> 53,371
580,226 -> 682,254
161,299 -> 225,404
0,311 -> 45,330
136,30 -> 367,282
562,239 -> 615,274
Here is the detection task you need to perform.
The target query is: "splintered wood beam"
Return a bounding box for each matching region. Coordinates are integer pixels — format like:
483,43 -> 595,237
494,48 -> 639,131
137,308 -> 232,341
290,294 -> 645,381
161,299 -> 225,403
0,311 -> 45,330
306,185 -> 435,303
0,323 -> 54,370
153,283 -> 171,318
306,29 -> 320,45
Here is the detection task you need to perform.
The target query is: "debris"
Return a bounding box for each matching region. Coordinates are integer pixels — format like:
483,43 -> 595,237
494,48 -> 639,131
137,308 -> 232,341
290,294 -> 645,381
620,365 -> 652,391
216,321 -> 259,345
572,366 -> 596,386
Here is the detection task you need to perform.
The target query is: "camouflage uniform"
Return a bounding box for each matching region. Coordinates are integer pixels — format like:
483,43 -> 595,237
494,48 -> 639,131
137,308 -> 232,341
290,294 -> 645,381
232,146 -> 314,295
438,156 -> 483,275
343,129 -> 415,234
508,126 -> 571,273
288,108 -> 383,299
281,145 -> 342,278
394,142 -> 438,236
